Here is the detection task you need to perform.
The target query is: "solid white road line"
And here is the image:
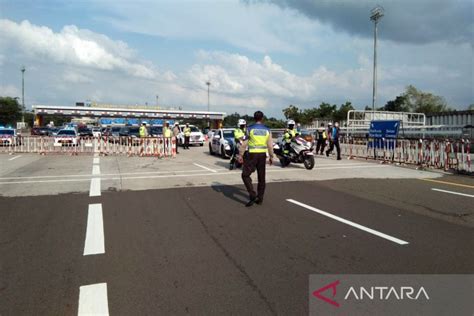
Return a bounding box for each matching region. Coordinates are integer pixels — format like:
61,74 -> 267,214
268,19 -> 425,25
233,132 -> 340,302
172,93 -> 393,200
0,165 -> 389,184
8,155 -> 22,161
78,283 -> 109,315
83,204 -> 105,255
0,169 -> 206,180
431,188 -> 474,198
193,163 -> 217,173
287,199 -> 409,245
93,157 -> 100,164
92,165 -> 101,176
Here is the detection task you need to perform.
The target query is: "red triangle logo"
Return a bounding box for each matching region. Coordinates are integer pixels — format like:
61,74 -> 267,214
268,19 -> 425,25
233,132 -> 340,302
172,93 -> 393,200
312,280 -> 340,307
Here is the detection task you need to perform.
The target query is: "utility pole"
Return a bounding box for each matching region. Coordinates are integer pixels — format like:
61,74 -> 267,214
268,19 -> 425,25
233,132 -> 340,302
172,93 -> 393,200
156,95 -> 159,107
370,6 -> 384,115
21,65 -> 26,123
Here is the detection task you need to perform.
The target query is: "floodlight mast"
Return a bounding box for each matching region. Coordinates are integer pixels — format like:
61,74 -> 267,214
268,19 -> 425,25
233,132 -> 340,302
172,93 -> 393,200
370,6 -> 384,117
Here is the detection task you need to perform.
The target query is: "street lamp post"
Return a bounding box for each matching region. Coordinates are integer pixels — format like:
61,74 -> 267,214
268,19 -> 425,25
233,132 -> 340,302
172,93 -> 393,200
21,66 -> 26,123
370,6 -> 384,115
206,81 -> 211,112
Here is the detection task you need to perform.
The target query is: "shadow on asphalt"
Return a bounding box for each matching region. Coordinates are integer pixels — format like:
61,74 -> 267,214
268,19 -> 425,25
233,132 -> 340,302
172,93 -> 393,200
211,181 -> 248,205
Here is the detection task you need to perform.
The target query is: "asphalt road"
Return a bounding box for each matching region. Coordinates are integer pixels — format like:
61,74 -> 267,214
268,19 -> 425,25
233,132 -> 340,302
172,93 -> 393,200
1,175 -> 473,315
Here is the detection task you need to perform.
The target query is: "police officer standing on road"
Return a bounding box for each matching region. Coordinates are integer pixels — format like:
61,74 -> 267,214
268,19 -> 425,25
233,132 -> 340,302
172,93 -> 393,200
229,119 -> 247,170
183,123 -> 191,149
139,122 -> 148,156
172,122 -> 180,154
315,123 -> 327,155
163,121 -> 172,154
238,111 -> 274,207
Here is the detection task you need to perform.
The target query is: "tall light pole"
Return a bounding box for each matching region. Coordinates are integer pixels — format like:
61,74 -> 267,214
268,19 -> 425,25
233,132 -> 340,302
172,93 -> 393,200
370,6 -> 384,114
206,81 -> 211,112
21,65 -> 26,123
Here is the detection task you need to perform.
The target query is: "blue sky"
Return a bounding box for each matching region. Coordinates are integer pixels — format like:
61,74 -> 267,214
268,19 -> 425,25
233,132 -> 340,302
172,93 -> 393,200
1,0 -> 472,118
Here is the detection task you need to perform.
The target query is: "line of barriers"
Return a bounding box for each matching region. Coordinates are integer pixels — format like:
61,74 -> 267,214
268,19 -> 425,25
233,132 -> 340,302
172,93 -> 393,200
340,138 -> 472,174
0,136 -> 177,158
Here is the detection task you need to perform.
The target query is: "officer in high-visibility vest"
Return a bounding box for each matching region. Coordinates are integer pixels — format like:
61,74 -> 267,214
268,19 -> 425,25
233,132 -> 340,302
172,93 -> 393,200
238,111 -> 274,207
315,122 -> 327,155
163,121 -> 172,153
229,119 -> 247,170
283,119 -> 298,155
183,123 -> 191,149
139,123 -> 147,138
139,122 -> 148,156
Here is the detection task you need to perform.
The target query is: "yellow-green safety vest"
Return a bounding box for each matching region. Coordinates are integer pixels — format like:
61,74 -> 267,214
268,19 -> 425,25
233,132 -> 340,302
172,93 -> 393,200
184,127 -> 191,137
163,127 -> 172,138
284,128 -> 296,143
247,124 -> 270,153
139,126 -> 146,137
234,128 -> 245,142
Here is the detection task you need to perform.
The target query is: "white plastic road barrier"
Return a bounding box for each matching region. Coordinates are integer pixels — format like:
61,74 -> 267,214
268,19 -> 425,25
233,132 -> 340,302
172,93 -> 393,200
0,135 -> 177,158
339,138 -> 472,173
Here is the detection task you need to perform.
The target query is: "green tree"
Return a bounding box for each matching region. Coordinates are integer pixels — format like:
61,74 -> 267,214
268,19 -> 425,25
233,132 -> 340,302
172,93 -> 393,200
333,101 -> 355,122
282,104 -> 301,121
300,107 -> 319,125
383,95 -> 409,112
403,85 -> 448,114
317,102 -> 337,119
468,104 -> 474,111
0,97 -> 22,126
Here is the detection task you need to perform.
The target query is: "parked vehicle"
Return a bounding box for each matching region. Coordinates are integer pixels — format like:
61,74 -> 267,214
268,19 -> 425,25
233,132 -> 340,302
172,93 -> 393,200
77,127 -> 93,137
149,126 -> 163,137
31,127 -> 51,136
91,127 -> 101,138
273,135 -> 315,169
209,128 -> 235,158
177,125 -> 205,146
54,129 -> 79,146
0,128 -> 20,146
119,126 -> 141,145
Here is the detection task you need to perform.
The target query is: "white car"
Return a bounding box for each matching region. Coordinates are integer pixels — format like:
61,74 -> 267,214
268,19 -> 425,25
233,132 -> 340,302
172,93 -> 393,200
0,128 -> 20,146
92,127 -> 101,138
209,128 -> 235,158
178,125 -> 205,146
54,129 -> 79,146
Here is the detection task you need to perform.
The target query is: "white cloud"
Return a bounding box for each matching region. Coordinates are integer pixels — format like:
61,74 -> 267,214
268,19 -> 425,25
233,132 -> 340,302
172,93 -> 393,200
63,71 -> 93,83
0,19 -> 155,79
0,84 -> 21,98
93,0 -> 322,54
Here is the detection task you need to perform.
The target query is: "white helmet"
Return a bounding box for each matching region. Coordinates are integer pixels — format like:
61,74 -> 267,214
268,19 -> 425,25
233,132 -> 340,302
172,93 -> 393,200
287,119 -> 295,127
238,119 -> 246,126
328,122 -> 333,126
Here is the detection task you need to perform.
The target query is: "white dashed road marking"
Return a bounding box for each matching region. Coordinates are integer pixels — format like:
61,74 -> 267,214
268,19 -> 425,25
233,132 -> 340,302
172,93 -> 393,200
193,163 -> 217,173
78,283 -> 109,315
287,199 -> 409,245
83,203 -> 105,255
90,158 -> 101,197
431,188 -> 474,198
8,155 -> 22,161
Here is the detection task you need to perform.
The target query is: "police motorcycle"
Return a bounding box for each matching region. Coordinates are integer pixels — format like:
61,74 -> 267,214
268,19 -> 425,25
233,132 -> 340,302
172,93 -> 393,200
273,120 -> 315,170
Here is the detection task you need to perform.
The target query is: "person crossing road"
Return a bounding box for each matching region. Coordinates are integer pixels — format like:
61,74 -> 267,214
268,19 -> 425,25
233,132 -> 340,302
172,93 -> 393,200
238,111 -> 274,207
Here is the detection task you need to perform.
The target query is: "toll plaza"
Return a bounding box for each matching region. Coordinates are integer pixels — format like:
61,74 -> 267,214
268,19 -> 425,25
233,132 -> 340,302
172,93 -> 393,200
32,104 -> 226,128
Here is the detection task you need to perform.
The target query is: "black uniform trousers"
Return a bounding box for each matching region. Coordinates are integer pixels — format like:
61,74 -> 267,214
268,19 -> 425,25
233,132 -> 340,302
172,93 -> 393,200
316,139 -> 326,154
327,139 -> 341,159
242,152 -> 267,200
184,136 -> 190,149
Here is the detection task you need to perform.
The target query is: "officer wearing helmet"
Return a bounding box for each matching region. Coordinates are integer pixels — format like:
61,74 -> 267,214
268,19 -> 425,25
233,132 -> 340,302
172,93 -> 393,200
229,119 -> 247,170
283,119 -> 298,156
